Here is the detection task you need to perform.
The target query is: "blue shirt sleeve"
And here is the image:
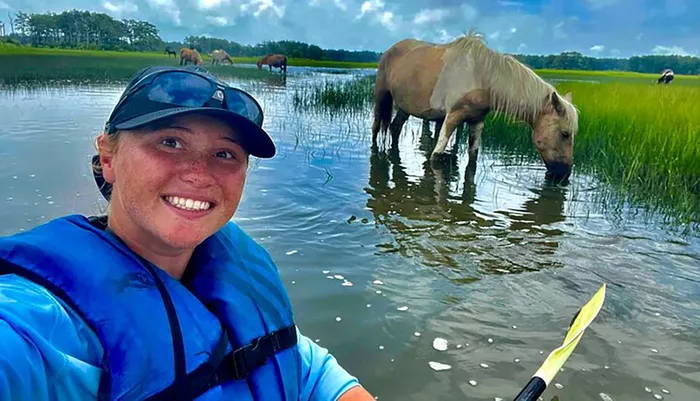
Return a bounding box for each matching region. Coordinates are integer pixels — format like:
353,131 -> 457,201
0,274 -> 103,401
296,330 -> 360,401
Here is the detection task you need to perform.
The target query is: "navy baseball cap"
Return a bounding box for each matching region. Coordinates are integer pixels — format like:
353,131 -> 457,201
104,65 -> 275,158
93,65 -> 275,201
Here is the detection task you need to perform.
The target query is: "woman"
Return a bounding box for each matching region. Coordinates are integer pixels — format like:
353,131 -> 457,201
0,65 -> 375,401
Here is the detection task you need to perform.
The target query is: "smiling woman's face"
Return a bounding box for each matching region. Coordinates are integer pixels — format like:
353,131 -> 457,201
99,113 -> 249,252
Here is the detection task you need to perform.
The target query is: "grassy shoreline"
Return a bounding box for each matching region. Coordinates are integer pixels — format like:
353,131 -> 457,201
3,45 -> 700,82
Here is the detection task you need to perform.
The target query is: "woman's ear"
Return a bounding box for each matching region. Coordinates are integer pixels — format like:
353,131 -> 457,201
97,134 -> 116,184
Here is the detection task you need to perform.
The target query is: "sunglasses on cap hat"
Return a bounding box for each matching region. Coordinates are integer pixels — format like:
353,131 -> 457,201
103,65 -> 275,159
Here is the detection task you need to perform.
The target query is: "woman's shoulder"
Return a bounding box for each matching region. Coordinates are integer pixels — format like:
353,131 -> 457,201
0,273 -> 104,366
0,274 -> 104,399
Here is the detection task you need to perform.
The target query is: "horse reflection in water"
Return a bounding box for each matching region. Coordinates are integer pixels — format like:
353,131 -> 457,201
365,121 -> 569,277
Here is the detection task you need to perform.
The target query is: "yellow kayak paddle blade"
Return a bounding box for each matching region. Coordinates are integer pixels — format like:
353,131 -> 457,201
513,283 -> 607,401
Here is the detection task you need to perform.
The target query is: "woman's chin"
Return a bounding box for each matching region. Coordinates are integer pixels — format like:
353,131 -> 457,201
157,223 -> 212,249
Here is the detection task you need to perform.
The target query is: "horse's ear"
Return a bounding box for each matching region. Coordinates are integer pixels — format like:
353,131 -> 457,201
563,92 -> 572,102
549,92 -> 566,116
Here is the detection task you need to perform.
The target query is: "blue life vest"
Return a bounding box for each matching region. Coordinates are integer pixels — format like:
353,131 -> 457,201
0,214 -> 301,401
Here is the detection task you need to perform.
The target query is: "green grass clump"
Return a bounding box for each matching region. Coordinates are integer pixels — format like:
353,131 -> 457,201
292,75 -> 376,113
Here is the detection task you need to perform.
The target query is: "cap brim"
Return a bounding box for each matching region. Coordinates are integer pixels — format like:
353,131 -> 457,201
114,107 -> 276,159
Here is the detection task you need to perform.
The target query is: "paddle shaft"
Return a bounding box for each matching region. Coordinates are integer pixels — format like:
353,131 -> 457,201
513,377 -> 546,401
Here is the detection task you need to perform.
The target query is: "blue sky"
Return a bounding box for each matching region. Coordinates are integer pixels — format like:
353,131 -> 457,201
1,0 -> 698,57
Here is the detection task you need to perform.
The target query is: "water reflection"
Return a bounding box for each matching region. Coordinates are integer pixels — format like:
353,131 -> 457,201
264,74 -> 287,87
365,121 -> 569,279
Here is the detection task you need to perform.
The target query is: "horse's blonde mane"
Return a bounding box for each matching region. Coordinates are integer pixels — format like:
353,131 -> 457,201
445,34 -> 578,128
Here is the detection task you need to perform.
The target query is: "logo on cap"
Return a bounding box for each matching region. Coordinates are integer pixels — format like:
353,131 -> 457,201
213,89 -> 225,102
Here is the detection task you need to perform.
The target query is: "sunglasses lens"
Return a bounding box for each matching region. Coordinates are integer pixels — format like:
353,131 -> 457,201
147,72 -> 213,107
225,89 -> 263,126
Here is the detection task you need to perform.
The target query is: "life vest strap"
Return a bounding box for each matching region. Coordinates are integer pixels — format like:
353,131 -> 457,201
146,323 -> 298,400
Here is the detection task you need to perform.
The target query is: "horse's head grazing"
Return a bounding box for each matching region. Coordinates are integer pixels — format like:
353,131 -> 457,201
532,91 -> 578,180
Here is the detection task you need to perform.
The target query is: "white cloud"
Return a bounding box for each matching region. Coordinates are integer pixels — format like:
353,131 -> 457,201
102,1 -> 138,17
488,30 -> 500,40
438,29 -> 453,42
590,44 -> 605,52
332,0 -> 347,11
517,43 -> 527,52
498,1 -> 523,6
0,1 -> 8,10
358,0 -> 384,18
308,0 -> 346,11
198,0 -> 230,10
652,45 -> 693,56
378,11 -> 396,30
413,8 -> 448,25
510,27 -> 517,33
205,16 -> 229,26
241,0 -> 285,18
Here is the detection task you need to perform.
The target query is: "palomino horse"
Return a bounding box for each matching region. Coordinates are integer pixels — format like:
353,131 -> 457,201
179,48 -> 202,66
371,33 -> 579,179
210,49 -> 234,66
657,69 -> 674,84
257,54 -> 288,73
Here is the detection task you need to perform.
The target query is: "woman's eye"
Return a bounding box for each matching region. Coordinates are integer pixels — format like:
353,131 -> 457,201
161,137 -> 182,148
216,150 -> 235,159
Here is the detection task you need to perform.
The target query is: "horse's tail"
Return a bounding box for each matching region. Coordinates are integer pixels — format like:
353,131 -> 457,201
372,54 -> 394,138
372,79 -> 393,138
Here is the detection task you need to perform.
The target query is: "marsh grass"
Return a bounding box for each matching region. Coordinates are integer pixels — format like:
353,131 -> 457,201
292,75 -> 375,114
292,73 -> 700,230
478,81 -> 699,230
0,46 -> 375,86
0,51 -> 272,86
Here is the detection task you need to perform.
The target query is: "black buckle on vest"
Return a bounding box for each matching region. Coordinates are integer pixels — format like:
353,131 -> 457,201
228,325 -> 296,380
145,324 -> 297,401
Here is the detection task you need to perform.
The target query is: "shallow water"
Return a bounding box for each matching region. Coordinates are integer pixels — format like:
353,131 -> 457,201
1,68 -> 699,401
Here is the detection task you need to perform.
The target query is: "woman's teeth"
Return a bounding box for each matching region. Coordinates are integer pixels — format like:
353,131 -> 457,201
165,196 -> 211,211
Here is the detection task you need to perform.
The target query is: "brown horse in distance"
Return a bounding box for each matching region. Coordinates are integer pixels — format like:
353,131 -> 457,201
371,32 -> 579,179
257,54 -> 288,73
179,48 -> 203,66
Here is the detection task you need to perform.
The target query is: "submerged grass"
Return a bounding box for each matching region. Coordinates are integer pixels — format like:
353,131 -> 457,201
292,73 -> 700,230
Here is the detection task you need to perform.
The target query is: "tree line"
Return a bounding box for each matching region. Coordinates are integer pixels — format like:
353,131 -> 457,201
2,9 -> 700,75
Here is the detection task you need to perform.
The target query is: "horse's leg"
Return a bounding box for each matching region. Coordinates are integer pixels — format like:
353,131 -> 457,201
431,111 -> 465,160
389,109 -> 409,146
434,119 -> 444,139
467,121 -> 485,166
